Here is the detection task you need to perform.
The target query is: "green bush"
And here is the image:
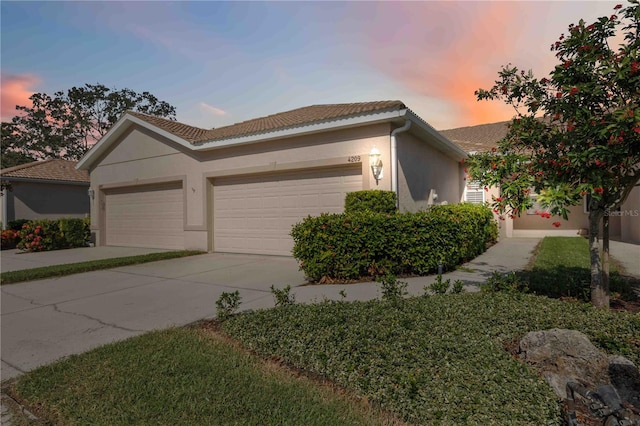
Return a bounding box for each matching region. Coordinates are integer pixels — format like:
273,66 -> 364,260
291,203 -> 498,282
58,218 -> 90,248
344,190 -> 397,214
17,218 -> 90,252
7,219 -> 30,231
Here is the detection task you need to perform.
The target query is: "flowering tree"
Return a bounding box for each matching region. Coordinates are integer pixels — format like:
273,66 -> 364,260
468,1 -> 640,308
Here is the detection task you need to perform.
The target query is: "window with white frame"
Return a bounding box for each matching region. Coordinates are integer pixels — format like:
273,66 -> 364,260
464,181 -> 485,204
526,188 -> 543,214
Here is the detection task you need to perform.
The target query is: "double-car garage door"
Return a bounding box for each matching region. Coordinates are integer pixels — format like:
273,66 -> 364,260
104,166 -> 362,255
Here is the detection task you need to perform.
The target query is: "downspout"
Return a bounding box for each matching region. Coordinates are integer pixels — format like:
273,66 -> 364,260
390,119 -> 412,209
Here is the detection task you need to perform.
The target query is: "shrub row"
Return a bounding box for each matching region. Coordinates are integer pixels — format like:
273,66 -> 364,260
11,218 -> 91,252
291,203 -> 498,281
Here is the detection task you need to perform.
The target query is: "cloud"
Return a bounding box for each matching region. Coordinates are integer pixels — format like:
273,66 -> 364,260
348,1 -> 611,128
1,73 -> 39,121
199,102 -> 227,116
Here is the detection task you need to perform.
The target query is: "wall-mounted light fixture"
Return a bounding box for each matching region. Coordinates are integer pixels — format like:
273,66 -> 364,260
88,187 -> 95,199
369,146 -> 383,185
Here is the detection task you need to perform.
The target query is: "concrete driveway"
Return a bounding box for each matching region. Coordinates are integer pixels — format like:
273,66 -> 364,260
1,252 -> 305,382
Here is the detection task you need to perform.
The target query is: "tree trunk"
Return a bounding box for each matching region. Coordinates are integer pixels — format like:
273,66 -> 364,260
602,214 -> 610,304
589,210 -> 608,308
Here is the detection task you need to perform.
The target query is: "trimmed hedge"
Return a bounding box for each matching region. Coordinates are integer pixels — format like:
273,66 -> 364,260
291,203 -> 498,281
344,190 -> 397,214
17,218 -> 90,252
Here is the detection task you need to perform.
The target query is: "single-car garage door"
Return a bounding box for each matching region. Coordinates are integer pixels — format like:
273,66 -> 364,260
213,166 -> 362,256
105,182 -> 184,249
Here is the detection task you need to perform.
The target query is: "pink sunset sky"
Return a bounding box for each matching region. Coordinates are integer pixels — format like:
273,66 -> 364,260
1,1 -> 623,130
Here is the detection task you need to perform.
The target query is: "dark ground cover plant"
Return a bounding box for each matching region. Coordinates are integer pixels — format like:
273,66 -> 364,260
291,203 -> 497,282
223,292 -> 639,425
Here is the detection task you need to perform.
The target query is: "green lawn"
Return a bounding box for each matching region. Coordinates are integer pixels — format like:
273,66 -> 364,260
524,237 -> 636,300
0,250 -> 205,285
9,328 -> 403,426
10,293 -> 638,425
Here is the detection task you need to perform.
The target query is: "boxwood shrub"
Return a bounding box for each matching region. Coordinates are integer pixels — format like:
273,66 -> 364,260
291,203 -> 497,281
344,190 -> 397,214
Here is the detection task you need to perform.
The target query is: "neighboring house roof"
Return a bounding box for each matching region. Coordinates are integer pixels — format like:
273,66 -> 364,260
77,100 -> 467,170
439,121 -> 510,153
128,100 -> 407,144
1,159 -> 89,183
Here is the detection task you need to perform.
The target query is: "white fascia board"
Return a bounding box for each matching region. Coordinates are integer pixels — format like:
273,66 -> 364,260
405,110 -> 468,160
191,109 -> 409,151
76,114 -> 194,170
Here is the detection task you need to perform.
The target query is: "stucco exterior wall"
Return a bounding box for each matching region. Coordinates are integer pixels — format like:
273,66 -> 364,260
89,123 -> 393,249
2,181 -> 89,222
397,131 -> 463,212
618,185 -> 640,243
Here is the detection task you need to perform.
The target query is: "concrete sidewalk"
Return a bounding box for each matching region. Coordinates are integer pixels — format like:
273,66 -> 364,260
609,240 -> 640,278
0,246 -> 174,273
284,238 -> 541,307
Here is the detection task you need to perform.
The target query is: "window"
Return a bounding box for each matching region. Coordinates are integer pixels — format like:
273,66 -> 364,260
526,189 -> 543,215
464,181 -> 484,204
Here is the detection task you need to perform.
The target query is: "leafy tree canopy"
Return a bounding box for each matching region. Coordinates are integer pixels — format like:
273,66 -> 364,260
467,1 -> 639,308
1,83 -> 176,165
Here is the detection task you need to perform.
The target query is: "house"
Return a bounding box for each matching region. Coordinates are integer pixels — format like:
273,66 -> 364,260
76,101 -> 468,254
441,122 -> 640,244
1,159 -> 90,227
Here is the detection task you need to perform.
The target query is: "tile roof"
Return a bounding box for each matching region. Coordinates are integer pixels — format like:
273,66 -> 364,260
128,100 -> 406,144
0,159 -> 89,183
439,121 -> 510,153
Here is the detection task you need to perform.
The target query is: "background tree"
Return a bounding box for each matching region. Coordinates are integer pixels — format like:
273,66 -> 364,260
1,83 -> 176,165
468,1 -> 639,308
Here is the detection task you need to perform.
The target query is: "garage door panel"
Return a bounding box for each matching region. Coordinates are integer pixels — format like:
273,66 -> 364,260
105,182 -> 184,250
213,166 -> 362,256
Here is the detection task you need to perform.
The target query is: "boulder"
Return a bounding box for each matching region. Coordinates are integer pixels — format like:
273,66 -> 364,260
608,355 -> 640,410
519,328 -> 610,399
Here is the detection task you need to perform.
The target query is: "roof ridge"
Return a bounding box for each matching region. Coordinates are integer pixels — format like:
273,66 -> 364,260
1,158 -> 56,174
439,120 -> 511,132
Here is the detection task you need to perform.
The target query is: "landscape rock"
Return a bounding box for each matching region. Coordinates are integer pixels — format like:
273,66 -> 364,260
608,355 -> 640,410
518,328 -> 609,399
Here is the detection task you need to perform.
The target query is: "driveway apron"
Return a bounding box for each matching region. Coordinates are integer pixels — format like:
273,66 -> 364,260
1,253 -> 305,381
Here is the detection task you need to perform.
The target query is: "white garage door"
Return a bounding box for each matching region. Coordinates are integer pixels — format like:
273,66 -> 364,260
105,182 -> 184,249
213,166 -> 362,256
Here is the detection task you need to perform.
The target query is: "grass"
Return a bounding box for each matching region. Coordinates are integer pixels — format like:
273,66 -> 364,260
9,328 -> 402,426
223,294 -> 639,425
522,237 -> 637,301
8,295 -> 639,425
0,250 -> 205,285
